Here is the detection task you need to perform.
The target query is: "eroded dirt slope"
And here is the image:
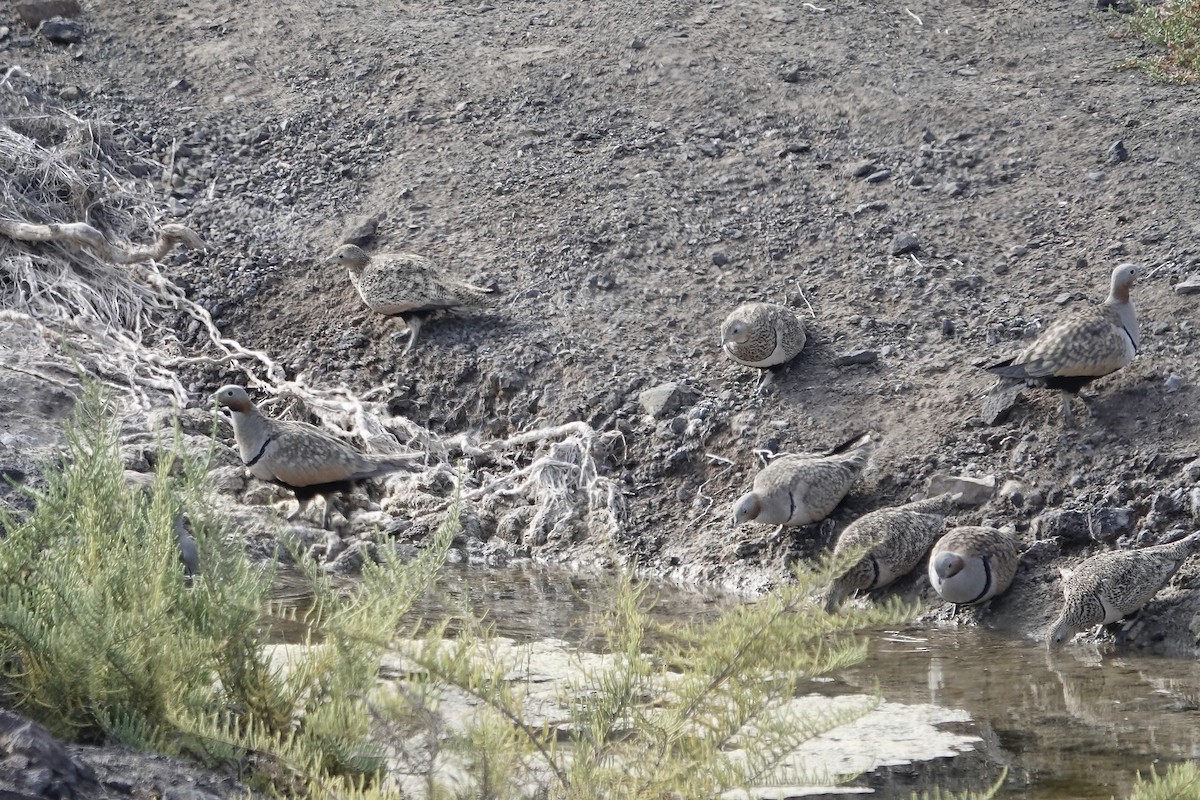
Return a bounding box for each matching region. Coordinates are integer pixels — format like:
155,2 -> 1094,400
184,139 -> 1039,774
3,0 -> 1200,651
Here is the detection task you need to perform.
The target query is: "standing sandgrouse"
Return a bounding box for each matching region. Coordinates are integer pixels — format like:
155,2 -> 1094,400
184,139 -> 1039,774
824,492 -> 959,612
1047,532 -> 1200,648
732,433 -> 873,531
215,385 -> 422,529
721,302 -> 807,370
327,243 -> 494,354
984,263 -> 1139,426
928,526 -> 1020,606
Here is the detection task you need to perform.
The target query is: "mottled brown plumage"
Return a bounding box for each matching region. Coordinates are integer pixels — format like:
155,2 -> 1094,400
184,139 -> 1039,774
928,526 -> 1020,606
328,243 -> 494,354
1047,532 -> 1200,648
215,385 -> 422,529
721,302 -> 807,369
732,433 -> 873,530
824,493 -> 959,612
985,263 -> 1139,426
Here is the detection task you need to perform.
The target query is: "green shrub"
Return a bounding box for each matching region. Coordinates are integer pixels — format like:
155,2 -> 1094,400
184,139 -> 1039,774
1128,762 -> 1200,800
0,384 -> 1004,798
1122,0 -> 1200,83
0,383 -> 454,794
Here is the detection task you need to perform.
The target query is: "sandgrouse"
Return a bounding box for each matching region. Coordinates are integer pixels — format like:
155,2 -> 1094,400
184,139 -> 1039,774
215,385 -> 422,529
824,493 -> 959,612
985,263 -> 1139,426
732,433 -> 872,532
327,243 -> 494,354
928,526 -> 1020,606
1047,532 -> 1200,648
721,302 -> 807,372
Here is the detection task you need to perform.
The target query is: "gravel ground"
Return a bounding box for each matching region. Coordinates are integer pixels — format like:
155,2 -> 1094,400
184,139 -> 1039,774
2,0 -> 1200,792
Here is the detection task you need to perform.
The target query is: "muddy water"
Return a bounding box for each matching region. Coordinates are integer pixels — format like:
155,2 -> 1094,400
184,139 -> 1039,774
273,564 -> 1200,798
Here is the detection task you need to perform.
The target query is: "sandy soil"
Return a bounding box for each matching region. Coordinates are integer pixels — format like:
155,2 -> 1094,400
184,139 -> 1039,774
5,0 -> 1200,664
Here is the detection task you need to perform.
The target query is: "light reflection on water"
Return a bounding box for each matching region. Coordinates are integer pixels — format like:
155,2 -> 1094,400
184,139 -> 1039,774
269,564 -> 1200,799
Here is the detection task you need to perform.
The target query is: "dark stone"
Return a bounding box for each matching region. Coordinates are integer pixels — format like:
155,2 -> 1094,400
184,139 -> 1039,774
981,382 -> 1024,426
889,231 -> 920,256
834,349 -> 878,367
1108,140 -> 1128,163
638,382 -> 698,419
14,0 -> 80,27
341,214 -> 381,248
847,158 -> 876,178
1033,507 -> 1137,544
37,16 -> 85,43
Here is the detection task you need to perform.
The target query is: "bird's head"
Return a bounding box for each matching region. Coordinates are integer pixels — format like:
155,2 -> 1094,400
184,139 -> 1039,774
1045,615 -> 1076,650
932,552 -> 965,581
731,492 -> 761,526
1109,262 -> 1138,303
721,315 -> 751,346
327,243 -> 370,274
214,384 -> 253,414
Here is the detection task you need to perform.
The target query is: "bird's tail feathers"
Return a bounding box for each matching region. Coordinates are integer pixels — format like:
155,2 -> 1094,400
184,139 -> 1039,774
901,491 -> 962,516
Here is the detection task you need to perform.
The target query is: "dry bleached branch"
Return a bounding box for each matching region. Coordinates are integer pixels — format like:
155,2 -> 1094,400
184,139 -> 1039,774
0,69 -> 625,545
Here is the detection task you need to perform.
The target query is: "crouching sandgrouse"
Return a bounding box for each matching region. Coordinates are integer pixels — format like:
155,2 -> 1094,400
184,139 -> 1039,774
215,385 -> 422,529
328,243 -> 494,354
984,263 -> 1139,426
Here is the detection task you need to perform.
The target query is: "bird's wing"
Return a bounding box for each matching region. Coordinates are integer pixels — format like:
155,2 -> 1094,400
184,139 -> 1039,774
988,308 -> 1131,379
264,424 -> 365,487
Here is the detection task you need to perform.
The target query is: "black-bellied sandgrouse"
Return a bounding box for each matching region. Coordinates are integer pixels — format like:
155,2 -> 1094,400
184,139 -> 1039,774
1047,532 -> 1200,648
721,302 -> 807,370
985,263 -> 1139,426
215,385 -> 422,529
327,243 -> 494,354
928,526 -> 1020,606
732,433 -> 872,531
824,492 -> 959,612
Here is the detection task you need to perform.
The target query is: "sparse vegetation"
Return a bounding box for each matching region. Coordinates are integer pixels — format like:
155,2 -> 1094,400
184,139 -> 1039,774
0,385 -> 991,798
1122,0 -> 1200,82
0,382 -> 455,794
1127,762 -> 1200,800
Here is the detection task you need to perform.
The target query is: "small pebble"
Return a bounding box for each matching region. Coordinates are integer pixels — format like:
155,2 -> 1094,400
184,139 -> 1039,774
835,349 -> 878,367
1173,275 -> 1200,295
890,231 -> 920,256
846,158 -> 876,178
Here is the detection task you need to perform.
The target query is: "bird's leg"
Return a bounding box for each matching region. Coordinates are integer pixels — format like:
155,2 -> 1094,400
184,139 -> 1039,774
320,492 -> 334,531
287,496 -> 309,523
756,369 -> 776,393
402,316 -> 424,355
1059,391 -> 1076,429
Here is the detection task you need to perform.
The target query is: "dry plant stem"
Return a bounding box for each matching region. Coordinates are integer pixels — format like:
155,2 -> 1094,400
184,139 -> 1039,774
0,219 -> 205,264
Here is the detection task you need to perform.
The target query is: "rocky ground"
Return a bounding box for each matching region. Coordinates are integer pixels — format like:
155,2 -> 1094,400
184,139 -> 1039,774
5,0 -> 1200,649
3,0 -> 1200,793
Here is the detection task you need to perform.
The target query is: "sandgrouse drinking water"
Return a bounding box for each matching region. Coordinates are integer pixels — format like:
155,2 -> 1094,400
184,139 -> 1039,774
1046,532 -> 1200,648
984,263 -> 1139,426
732,433 -> 873,532
327,243 -> 494,354
720,302 -> 807,372
928,526 -> 1020,606
824,492 -> 960,612
215,385 -> 422,529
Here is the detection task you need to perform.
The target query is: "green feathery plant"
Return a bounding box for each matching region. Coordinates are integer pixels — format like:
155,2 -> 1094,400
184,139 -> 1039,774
1119,1 -> 1200,83
0,382 -> 455,794
0,383 -> 1006,798
1126,762 -> 1200,800
396,555 -> 932,800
